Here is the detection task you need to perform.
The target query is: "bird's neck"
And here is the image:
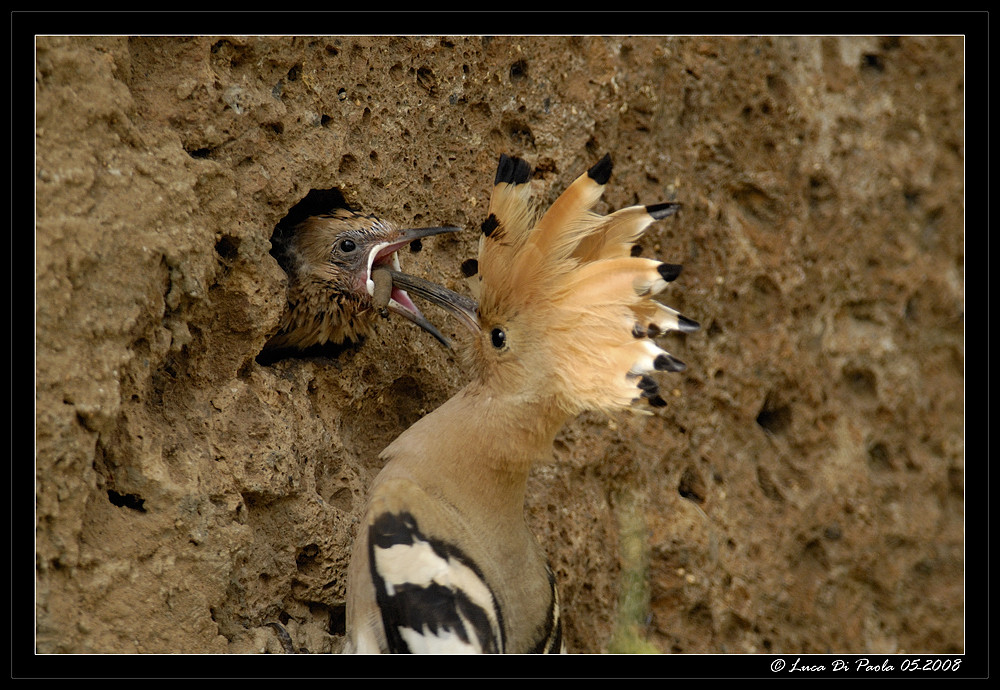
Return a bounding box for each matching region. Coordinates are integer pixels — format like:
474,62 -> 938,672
380,380 -> 570,517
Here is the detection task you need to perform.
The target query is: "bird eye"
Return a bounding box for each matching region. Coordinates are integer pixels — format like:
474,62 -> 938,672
490,327 -> 507,349
339,238 -> 357,253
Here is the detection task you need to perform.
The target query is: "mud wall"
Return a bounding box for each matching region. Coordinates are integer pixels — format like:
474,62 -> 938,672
35,35 -> 964,654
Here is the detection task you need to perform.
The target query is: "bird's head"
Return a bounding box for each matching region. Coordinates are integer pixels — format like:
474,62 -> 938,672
462,154 -> 699,416
275,208 -> 470,348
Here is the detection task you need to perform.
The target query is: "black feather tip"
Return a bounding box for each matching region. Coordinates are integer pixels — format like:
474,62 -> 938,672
637,375 -> 659,393
678,315 -> 701,333
587,153 -> 613,185
654,353 -> 687,373
657,263 -> 683,282
646,202 -> 681,220
481,214 -> 500,238
495,154 -> 532,186
461,258 -> 479,277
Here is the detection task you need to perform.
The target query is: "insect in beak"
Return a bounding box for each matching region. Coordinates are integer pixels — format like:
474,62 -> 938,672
364,225 -> 478,347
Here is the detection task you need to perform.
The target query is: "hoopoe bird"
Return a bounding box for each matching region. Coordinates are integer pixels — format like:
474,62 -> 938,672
345,153 -> 699,653
263,208 -> 472,354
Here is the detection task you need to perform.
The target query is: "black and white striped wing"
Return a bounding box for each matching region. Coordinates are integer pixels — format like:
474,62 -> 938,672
367,510 -> 506,653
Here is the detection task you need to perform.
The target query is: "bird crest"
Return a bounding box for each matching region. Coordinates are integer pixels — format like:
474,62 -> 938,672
467,154 -> 698,415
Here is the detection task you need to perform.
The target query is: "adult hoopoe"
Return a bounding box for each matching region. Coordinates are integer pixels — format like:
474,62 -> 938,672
345,153 -> 699,653
263,208 -> 472,354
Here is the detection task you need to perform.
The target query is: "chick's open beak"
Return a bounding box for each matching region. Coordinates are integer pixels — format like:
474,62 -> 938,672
363,225 -> 478,348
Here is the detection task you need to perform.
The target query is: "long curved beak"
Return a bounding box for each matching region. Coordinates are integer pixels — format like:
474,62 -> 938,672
362,225 -> 478,348
387,269 -> 479,338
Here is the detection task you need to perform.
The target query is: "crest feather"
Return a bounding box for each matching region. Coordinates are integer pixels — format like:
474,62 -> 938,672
477,154 -> 698,413
572,202 -> 680,263
476,155 -> 536,305
531,154 -> 612,260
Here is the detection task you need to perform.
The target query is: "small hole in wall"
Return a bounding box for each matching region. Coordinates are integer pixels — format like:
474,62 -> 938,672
263,121 -> 284,136
677,466 -> 707,504
107,489 -> 147,512
461,258 -> 479,277
842,365 -> 877,398
756,393 -> 792,435
215,235 -> 240,262
509,59 -> 528,81
861,53 -> 885,72
328,603 -> 347,635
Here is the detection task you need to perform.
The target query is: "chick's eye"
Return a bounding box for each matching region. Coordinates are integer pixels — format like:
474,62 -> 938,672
339,238 -> 357,253
490,327 -> 507,349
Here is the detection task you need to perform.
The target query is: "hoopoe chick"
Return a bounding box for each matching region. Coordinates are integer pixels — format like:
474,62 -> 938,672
264,208 -> 471,353
345,154 -> 699,653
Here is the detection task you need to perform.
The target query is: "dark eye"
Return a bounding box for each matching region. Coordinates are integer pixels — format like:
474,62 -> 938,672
490,327 -> 506,349
339,238 -> 357,253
